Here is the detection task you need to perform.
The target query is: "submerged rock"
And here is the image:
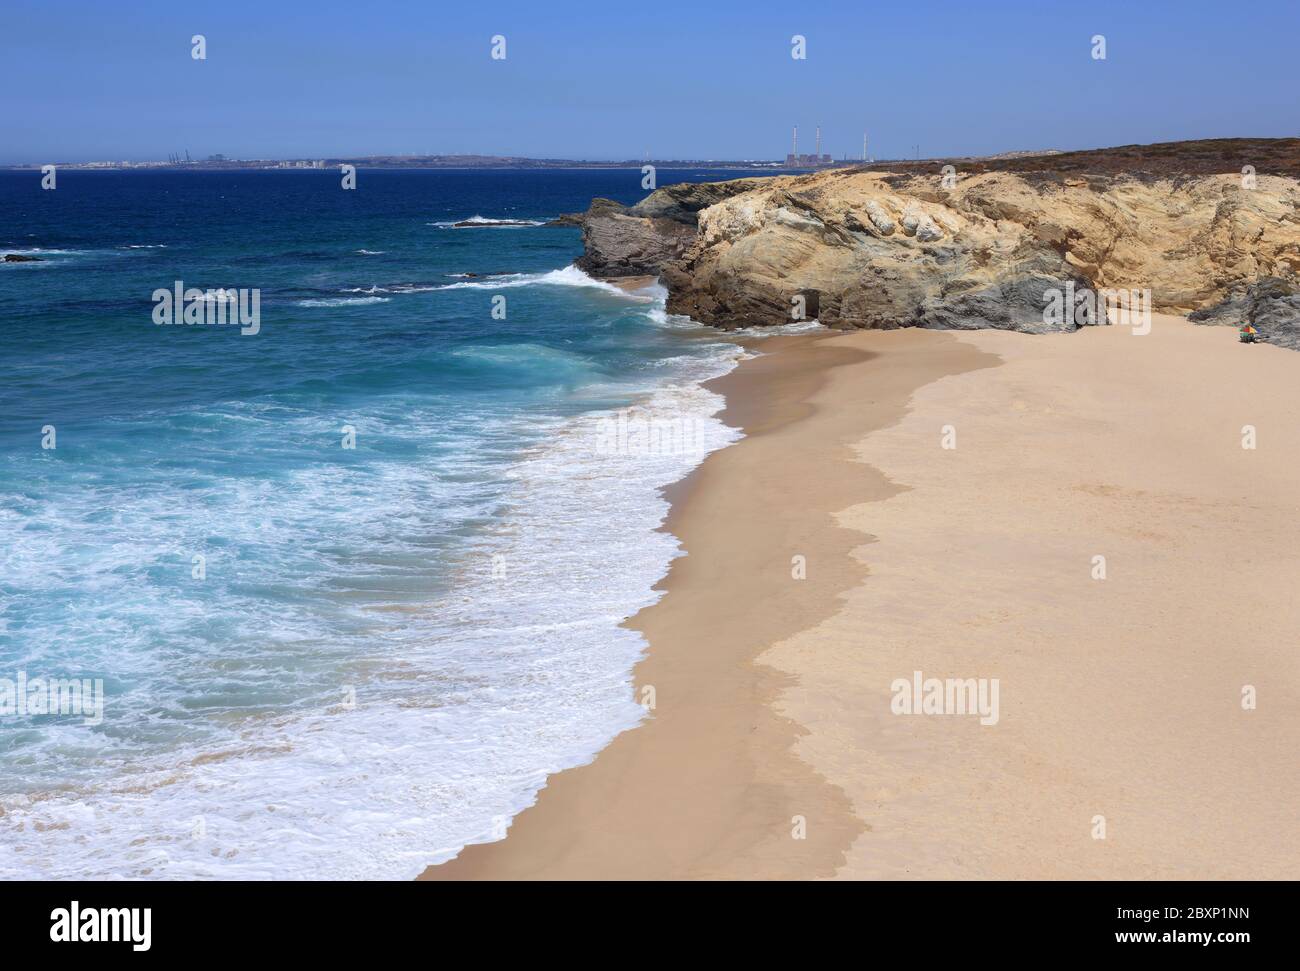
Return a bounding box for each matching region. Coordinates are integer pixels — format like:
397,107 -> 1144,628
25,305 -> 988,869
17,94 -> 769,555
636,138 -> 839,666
3,253 -> 43,262
450,218 -> 538,228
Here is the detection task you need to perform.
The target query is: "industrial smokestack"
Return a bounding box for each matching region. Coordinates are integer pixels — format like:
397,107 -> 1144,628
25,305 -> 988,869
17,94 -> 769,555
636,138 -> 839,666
815,126 -> 821,158
792,126 -> 798,157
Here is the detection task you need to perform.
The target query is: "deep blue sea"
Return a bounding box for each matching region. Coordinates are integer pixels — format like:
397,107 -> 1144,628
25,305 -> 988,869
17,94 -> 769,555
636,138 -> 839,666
0,167 -> 788,878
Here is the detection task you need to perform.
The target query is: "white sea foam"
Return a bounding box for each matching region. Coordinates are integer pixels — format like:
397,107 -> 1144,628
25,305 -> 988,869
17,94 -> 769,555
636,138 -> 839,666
335,266 -> 640,300
0,284 -> 745,880
341,284 -> 441,295
436,264 -> 631,295
295,296 -> 391,307
3,247 -> 84,255
732,319 -> 828,337
429,215 -> 548,228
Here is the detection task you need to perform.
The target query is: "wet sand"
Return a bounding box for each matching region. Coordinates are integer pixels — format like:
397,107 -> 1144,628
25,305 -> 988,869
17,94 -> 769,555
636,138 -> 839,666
423,315 -> 1300,879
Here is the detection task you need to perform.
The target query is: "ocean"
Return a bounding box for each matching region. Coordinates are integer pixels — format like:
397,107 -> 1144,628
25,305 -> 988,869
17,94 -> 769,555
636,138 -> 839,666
0,167 -> 763,879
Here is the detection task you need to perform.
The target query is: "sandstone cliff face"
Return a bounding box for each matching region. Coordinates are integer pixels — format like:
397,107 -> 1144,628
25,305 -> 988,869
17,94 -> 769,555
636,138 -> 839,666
578,168 -> 1300,339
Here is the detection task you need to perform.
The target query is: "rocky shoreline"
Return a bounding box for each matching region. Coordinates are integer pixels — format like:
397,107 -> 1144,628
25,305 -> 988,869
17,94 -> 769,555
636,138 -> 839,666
568,139 -> 1300,346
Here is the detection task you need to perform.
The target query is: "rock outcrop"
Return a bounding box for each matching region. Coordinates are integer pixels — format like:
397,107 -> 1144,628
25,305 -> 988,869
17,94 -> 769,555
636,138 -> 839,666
572,180 -> 762,278
3,253 -> 43,262
575,164 -> 1300,336
1190,276 -> 1300,350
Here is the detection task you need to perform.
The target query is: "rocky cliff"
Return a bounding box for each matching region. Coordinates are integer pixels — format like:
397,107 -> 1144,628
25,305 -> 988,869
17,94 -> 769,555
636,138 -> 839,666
575,144 -> 1300,342
573,180 -> 762,277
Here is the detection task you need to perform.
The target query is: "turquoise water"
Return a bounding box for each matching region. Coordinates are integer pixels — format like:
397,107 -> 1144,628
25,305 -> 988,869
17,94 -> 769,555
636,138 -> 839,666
0,168 -> 753,878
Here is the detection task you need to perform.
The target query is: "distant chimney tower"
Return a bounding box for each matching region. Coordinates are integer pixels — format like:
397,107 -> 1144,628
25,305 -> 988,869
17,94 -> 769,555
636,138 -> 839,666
815,126 -> 821,159
863,132 -> 868,162
792,126 -> 798,157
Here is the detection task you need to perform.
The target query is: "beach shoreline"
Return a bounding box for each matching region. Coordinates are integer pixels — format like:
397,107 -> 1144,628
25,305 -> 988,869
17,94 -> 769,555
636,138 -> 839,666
422,314 -> 1300,880
421,325 -> 997,879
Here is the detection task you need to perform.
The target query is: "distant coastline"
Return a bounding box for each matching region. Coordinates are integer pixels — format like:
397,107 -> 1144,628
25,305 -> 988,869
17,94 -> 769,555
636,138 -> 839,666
0,155 -> 817,173
10,137 -> 1296,176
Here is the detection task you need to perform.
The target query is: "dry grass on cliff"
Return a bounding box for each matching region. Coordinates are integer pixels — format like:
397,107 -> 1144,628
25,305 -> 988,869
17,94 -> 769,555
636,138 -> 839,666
872,137 -> 1300,180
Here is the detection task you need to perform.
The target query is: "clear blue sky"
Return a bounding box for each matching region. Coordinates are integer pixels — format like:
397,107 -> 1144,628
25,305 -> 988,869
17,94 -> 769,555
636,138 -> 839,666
3,0 -> 1296,164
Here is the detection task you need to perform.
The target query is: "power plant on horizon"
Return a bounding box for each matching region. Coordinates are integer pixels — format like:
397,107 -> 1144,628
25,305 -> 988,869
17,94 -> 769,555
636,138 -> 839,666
780,127 -> 873,168
784,126 -> 869,168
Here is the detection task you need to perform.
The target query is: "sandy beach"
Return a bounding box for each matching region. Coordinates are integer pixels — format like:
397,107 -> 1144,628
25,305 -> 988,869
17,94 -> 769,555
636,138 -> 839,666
424,314 -> 1300,880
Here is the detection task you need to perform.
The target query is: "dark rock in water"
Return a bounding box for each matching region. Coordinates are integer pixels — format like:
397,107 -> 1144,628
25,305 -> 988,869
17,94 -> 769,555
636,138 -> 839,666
545,213 -> 583,227
451,219 -> 537,228
572,181 -> 764,279
1191,276 -> 1300,350
574,200 -> 694,278
3,253 -> 43,262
